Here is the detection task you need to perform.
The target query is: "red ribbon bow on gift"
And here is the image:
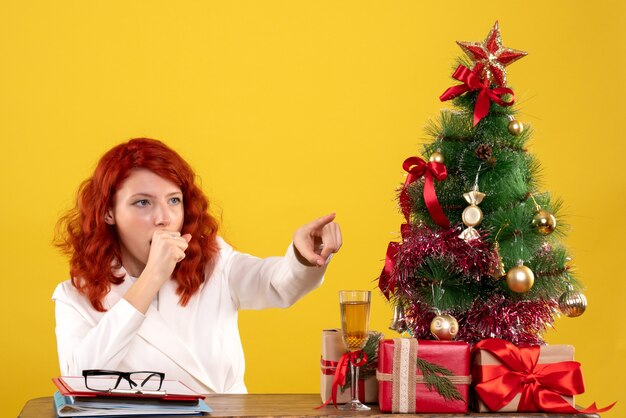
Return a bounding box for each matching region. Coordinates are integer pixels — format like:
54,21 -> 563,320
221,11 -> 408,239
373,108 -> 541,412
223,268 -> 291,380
317,350 -> 368,408
439,65 -> 515,126
473,338 -> 615,414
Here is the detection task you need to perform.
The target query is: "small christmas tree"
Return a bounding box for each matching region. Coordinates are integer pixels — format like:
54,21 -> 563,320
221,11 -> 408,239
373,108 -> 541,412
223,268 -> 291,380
379,22 -> 587,345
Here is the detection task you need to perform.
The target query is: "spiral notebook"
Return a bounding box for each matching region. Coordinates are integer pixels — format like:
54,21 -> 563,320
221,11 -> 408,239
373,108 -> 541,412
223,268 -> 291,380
53,391 -> 211,417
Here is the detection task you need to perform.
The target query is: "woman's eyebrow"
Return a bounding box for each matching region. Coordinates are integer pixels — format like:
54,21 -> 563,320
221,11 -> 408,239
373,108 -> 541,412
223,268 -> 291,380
129,191 -> 182,199
129,193 -> 155,199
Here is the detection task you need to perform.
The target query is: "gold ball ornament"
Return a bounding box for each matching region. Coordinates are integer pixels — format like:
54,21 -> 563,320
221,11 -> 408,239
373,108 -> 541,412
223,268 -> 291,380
430,314 -> 459,340
506,264 -> 535,293
532,209 -> 557,235
508,119 -> 524,135
429,151 -> 444,164
558,289 -> 587,317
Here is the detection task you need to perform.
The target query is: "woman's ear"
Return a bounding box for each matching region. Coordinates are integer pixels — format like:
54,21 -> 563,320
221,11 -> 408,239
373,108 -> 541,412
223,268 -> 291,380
104,209 -> 115,225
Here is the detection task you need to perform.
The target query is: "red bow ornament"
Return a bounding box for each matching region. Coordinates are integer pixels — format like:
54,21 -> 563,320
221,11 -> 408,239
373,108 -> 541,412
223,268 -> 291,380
317,350 -> 368,408
440,65 -> 515,126
473,338 -> 615,414
399,156 -> 450,228
379,157 -> 449,299
378,241 -> 401,299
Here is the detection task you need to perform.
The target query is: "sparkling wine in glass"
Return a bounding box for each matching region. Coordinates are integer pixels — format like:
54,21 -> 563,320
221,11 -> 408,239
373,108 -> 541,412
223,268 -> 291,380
339,290 -> 371,411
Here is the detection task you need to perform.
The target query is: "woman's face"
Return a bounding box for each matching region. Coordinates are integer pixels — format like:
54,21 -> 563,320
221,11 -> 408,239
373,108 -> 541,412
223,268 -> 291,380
105,169 -> 184,277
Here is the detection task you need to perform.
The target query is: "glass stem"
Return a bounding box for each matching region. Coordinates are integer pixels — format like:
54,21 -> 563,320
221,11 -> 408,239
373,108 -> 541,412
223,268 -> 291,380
350,362 -> 359,403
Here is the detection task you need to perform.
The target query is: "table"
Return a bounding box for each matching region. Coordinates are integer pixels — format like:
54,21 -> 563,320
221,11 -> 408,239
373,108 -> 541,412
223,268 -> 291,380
18,393 -> 600,417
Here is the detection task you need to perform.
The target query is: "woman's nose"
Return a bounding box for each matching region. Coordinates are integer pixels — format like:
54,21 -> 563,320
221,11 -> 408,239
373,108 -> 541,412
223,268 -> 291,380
154,204 -> 171,227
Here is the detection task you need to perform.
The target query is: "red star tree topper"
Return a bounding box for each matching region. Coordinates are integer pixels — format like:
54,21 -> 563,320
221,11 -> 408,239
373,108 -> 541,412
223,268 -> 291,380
456,21 -> 527,87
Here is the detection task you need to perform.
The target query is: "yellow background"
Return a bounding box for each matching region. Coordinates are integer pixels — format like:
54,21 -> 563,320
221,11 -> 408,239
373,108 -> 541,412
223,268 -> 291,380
1,1 -> 624,416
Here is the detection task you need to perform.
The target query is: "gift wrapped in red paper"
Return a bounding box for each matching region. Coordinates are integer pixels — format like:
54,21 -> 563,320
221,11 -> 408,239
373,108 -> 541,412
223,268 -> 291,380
472,338 -> 614,414
320,329 -> 380,405
376,338 -> 470,413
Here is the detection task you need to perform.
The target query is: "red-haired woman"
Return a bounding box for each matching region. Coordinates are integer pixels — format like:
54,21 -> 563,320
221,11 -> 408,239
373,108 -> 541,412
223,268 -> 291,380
53,138 -> 342,394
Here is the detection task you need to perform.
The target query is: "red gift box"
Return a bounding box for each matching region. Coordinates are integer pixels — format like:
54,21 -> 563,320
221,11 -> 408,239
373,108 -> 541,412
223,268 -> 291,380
472,338 -> 615,414
319,329 -> 379,405
376,338 -> 470,413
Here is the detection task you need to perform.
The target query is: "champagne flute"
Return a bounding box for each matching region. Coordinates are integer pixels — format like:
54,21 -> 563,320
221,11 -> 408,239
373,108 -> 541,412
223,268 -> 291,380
339,290 -> 371,411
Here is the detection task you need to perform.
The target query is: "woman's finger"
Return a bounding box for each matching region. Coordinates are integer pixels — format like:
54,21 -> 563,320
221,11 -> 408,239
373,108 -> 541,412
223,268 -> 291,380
319,223 -> 343,260
331,223 -> 343,251
309,213 -> 336,231
293,213 -> 340,266
296,240 -> 323,265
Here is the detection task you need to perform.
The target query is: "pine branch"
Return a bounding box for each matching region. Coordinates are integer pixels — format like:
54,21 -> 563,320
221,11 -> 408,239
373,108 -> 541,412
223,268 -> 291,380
415,357 -> 465,402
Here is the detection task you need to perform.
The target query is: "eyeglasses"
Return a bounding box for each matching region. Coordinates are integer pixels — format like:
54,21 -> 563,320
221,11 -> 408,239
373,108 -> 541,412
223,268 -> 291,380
82,369 -> 165,394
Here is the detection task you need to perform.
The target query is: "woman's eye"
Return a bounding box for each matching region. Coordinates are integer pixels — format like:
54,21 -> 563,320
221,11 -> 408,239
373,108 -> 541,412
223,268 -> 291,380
134,199 -> 150,207
169,197 -> 182,205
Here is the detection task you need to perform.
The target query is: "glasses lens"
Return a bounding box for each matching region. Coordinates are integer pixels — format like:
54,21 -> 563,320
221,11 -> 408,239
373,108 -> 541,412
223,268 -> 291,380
86,376 -> 118,391
129,372 -> 163,390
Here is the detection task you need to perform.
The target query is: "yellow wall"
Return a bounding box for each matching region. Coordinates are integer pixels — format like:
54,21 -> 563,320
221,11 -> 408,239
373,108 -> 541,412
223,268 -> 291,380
1,1 -> 624,416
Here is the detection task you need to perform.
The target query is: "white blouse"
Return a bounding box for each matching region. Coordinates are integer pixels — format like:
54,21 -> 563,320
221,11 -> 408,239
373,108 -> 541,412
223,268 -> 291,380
52,237 -> 326,394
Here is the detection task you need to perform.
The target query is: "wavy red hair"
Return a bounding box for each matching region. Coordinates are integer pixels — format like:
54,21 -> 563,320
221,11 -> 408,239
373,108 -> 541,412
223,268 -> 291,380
55,138 -> 220,312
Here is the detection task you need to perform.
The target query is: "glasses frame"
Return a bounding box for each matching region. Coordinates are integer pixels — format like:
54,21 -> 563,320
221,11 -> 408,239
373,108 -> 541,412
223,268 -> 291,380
82,369 -> 165,394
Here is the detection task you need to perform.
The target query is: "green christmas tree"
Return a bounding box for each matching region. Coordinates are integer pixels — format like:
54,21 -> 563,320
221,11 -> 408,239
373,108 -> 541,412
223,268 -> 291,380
379,22 -> 587,345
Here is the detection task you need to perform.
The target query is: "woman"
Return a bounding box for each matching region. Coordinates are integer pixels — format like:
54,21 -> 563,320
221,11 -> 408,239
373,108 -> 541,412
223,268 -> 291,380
53,138 -> 342,394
